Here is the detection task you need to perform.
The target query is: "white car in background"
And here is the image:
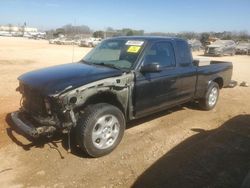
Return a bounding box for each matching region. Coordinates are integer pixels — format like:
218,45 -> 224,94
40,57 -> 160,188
49,38 -> 60,44
0,32 -> 12,37
57,38 -> 75,45
79,37 -> 102,47
91,38 -> 102,47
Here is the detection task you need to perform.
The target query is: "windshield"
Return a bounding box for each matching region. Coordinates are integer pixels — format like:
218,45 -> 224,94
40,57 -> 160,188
82,39 -> 145,70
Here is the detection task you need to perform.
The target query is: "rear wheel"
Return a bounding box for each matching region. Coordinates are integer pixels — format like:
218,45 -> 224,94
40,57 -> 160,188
199,81 -> 219,110
75,103 -> 125,157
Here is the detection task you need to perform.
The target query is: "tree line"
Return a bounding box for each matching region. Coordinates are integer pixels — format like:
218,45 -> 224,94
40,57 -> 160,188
46,24 -> 250,43
46,25 -> 144,39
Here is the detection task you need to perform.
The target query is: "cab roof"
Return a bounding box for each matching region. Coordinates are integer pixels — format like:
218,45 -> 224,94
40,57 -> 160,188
107,36 -> 187,43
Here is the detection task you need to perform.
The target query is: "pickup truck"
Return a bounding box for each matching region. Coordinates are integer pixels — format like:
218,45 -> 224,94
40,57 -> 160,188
11,36 -> 233,157
205,40 -> 236,56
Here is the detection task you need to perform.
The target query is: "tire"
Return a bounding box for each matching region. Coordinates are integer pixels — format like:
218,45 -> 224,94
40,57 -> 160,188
199,81 -> 220,110
75,103 -> 125,157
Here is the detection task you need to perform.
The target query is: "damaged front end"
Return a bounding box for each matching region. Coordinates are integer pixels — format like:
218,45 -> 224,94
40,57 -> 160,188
11,72 -> 134,138
11,82 -> 76,138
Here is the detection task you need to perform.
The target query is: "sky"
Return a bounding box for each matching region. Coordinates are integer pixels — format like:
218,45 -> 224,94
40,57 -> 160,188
1,0 -> 250,33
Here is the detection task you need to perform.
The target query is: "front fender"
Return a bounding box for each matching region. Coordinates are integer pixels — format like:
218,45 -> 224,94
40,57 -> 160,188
54,73 -> 134,117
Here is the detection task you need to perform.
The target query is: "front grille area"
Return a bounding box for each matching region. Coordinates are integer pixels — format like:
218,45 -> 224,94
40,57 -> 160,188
21,84 -> 47,116
208,48 -> 216,54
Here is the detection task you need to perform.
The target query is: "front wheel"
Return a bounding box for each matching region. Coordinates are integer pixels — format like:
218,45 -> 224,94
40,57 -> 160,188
199,81 -> 219,110
75,103 -> 125,157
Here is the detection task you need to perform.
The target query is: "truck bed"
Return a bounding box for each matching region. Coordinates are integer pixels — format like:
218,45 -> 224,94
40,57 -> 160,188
194,58 -> 233,98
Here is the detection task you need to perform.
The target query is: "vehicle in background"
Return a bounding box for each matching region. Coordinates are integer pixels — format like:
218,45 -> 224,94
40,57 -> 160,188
91,38 -> 102,47
23,33 -> 33,38
79,38 -> 93,47
235,42 -> 250,55
54,38 -> 65,45
79,37 -> 102,47
188,39 -> 202,51
11,32 -> 23,37
49,38 -> 61,44
49,37 -> 80,45
204,40 -> 236,56
73,37 -> 82,46
57,38 -> 75,45
27,34 -> 45,40
11,36 -> 233,157
0,31 -> 12,37
73,39 -> 81,46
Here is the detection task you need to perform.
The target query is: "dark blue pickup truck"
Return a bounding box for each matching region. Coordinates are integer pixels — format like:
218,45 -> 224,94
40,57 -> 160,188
11,36 -> 233,157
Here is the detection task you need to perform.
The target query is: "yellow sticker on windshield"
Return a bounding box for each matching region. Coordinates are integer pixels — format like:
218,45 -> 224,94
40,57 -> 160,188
127,46 -> 141,53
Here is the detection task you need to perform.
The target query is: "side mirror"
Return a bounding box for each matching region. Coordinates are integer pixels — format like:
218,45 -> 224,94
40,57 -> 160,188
140,63 -> 161,73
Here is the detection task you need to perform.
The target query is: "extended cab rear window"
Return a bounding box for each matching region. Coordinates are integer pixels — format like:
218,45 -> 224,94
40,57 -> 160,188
176,40 -> 193,66
143,41 -> 176,67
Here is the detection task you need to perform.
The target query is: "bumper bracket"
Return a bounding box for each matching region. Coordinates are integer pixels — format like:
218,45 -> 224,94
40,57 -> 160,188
11,111 -> 56,138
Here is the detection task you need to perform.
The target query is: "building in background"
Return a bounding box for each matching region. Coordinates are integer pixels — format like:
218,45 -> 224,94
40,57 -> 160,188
0,24 -> 45,38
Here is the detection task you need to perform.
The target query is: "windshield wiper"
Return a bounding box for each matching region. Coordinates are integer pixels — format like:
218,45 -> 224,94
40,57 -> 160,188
93,62 -> 122,70
80,59 -> 91,64
81,60 -> 123,71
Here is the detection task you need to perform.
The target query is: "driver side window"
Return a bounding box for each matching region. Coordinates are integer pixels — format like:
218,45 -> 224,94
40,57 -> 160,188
143,41 -> 175,67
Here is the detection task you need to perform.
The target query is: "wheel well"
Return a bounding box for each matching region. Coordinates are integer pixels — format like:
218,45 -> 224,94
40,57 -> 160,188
213,77 -> 223,89
80,92 -> 125,115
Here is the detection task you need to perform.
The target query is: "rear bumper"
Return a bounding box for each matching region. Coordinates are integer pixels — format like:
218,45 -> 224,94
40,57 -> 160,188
11,111 -> 56,138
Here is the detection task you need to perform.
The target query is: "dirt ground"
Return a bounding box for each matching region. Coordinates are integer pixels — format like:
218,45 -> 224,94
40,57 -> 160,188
0,37 -> 250,188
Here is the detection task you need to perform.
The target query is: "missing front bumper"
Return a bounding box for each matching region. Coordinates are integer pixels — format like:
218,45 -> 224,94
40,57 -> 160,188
11,111 -> 56,138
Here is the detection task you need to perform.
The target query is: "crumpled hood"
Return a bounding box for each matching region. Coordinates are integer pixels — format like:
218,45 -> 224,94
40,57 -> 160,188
18,62 -> 123,95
